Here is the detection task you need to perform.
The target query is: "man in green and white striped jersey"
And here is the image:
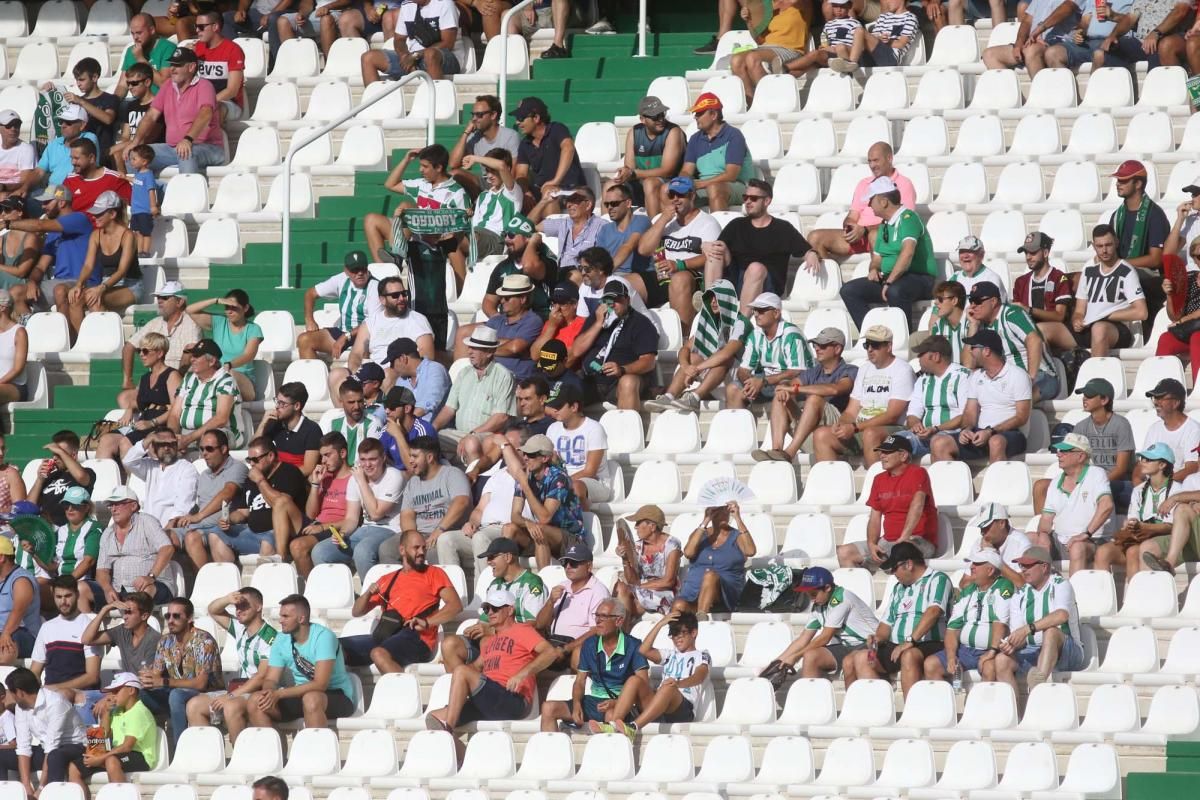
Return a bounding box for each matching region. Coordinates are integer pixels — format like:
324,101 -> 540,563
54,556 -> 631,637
759,566 -> 879,687
850,541 -> 952,697
924,550 -> 1012,683
321,379 -> 383,467
726,292 -> 811,410
929,280 -> 967,362
898,334 -> 969,460
297,251 -> 379,361
169,339 -> 244,450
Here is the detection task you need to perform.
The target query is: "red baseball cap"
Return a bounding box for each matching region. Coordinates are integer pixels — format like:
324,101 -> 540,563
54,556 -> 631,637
1111,159 -> 1147,180
689,92 -> 723,114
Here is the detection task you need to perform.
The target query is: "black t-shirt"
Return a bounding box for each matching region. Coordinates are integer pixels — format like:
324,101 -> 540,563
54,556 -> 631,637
718,216 -> 811,294
523,415 -> 553,435
1110,201 -> 1170,261
261,417 -> 322,471
240,462 -> 307,533
118,97 -> 155,144
583,309 -> 658,369
85,92 -> 120,160
517,121 -> 585,193
39,467 -> 97,526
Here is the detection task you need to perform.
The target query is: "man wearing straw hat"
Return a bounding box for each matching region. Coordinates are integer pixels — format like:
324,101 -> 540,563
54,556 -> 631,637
432,327 -> 516,468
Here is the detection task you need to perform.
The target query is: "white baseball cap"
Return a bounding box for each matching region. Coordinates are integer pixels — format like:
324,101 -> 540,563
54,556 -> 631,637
56,104 -> 88,124
865,175 -> 898,200
969,549 -> 1003,569
749,292 -> 782,311
484,588 -> 516,608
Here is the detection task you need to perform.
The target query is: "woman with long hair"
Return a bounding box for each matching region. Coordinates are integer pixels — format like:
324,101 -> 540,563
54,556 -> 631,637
0,289 -> 29,417
186,289 -> 263,400
0,198 -> 40,321
66,191 -> 143,340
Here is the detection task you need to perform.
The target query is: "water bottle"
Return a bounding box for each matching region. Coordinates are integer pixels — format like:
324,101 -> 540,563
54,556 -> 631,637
210,703 -> 224,728
220,501 -> 230,523
952,664 -> 963,693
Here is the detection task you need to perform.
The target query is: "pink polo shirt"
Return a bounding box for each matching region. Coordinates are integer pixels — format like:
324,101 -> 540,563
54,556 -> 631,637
549,575 -> 609,639
849,170 -> 917,227
151,75 -> 223,147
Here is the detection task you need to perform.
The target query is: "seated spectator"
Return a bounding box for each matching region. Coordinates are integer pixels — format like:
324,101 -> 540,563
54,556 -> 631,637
981,0 -> 1082,75
0,111 -> 38,202
186,290 -> 263,401
604,611 -> 709,733
137,596 -> 222,745
34,106 -> 98,189
331,277 -> 436,402
0,538 -> 39,664
0,291 -> 27,406
898,334 -> 969,460
482,214 -> 559,320
574,248 -> 662,339
224,0 -> 288,40
727,291 -> 809,410
675,94 -> 752,213
1095,443 -> 1179,579
1157,229 -> 1200,379
930,329 -> 1032,464
321,380 -> 383,466
540,597 -> 649,733
184,589 -> 275,742
1035,433 -> 1115,574
533,546 -> 609,658
965,281 -> 1059,400
288,433 -> 355,576
1139,378 -> 1200,484
533,188 -> 605,270
1051,225 -> 1150,356
449,378 -> 551,485
458,274 -> 541,380
153,1 -> 204,39
298,251 -> 378,361
94,487 -> 174,606
964,503 -> 1032,584
169,427 -> 246,549
449,95 -> 522,201
807,142 -> 916,264
65,140 -> 132,221
1053,0 -> 1132,70
673,501 -> 755,616
546,384 -> 612,505
312,438 -> 405,577
208,438 -> 305,565
341,530 -> 462,671
47,488 -> 102,611
985,546 -> 1086,689
64,194 -> 141,338
379,384 -> 437,471
513,97 -> 586,212
606,96 -> 684,221
115,14 -> 176,98
379,436 -> 471,560
1140,455 -> 1200,574
498,434 -> 587,568
110,69 -> 162,178
96,333 -> 181,462
706,181 -> 812,309
360,0 -> 464,84
459,150 -> 523,262
785,0 -> 860,74
122,428 -> 199,531
29,432 -> 96,528
1011,232 -> 1072,350
433,328 -> 517,465
254,382 -> 321,475
837,434 -> 939,568
30,576 -> 98,704
573,280 -> 658,410
80,592 -> 161,679
248,595 -> 358,728
531,283 -> 585,366
120,282 -> 201,396
7,667 -> 88,796
843,0 -> 921,69
730,0 -> 809,103
82,672 -> 157,783
128,48 -> 227,175
813,326 -> 914,464
760,567 -> 879,685
948,236 -> 1007,301
1097,0 -> 1190,71
849,543 -> 951,696
1166,182 -> 1200,260
1032,378 -> 1134,513
6,185 -> 95,316
194,11 -> 246,123
167,339 -> 245,450
755,327 -> 857,462
45,58 -> 118,159
839,177 -> 937,331
425,588 -> 557,742
922,550 -> 1011,684
0,199 -> 41,319
612,505 -> 681,621
538,340 -> 585,398
593,187 -> 657,305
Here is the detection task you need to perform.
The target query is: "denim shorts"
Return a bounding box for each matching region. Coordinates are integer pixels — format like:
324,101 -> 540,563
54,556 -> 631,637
1056,36 -> 1106,68
215,523 -> 275,556
383,47 -> 461,79
129,213 -> 154,236
1013,636 -> 1086,673
937,645 -> 991,671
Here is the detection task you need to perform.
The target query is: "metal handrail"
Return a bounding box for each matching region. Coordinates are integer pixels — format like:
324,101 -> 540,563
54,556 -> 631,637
499,0 -> 536,120
637,0 -> 647,57
278,70 -> 436,289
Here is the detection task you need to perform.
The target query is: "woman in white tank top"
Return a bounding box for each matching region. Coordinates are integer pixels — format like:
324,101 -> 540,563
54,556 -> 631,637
0,289 -> 25,407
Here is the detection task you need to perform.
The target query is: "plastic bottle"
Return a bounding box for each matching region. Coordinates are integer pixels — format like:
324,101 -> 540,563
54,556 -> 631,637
952,663 -> 963,693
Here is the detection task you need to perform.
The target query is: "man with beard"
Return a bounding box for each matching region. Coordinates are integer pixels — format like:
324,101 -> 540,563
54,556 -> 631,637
1011,232 -> 1072,338
513,97 -> 586,214
7,184 -> 95,315
573,281 -> 658,410
176,429 -> 249,564
137,597 -> 222,745
193,10 -> 246,123
500,434 -> 587,568
965,281 -> 1060,400
63,139 -> 131,216
1108,159 -> 1169,323
331,276 -> 435,403
122,427 -> 198,531
30,577 -> 98,696
388,337 -> 451,419
290,433 -> 355,577
185,588 -> 276,742
7,667 -> 87,797
481,214 -> 559,320
340,529 -> 462,671
378,385 -> 437,472
322,380 -> 383,466
78,591 -> 159,717
217,438 -> 306,565
595,184 -> 659,305
169,339 -> 244,450
298,251 -> 379,362
114,13 -> 177,97
637,176 -> 722,327
255,382 -> 321,475
434,328 -> 517,467
607,96 -> 685,220
449,95 -> 521,201
95,487 -> 174,606
379,437 -> 471,563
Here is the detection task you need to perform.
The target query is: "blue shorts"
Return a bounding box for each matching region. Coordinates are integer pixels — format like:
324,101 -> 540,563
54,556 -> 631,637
214,523 -> 275,556
938,645 -> 990,671
456,676 -> 529,724
129,213 -> 154,236
1056,36 -> 1106,68
1034,370 -> 1060,401
583,694 -> 634,724
1013,636 -> 1086,673
893,429 -> 934,460
86,580 -> 173,605
382,47 -> 461,79
953,428 -> 1027,461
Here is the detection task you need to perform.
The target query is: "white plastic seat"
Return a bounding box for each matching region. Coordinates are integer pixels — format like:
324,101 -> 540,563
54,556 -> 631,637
770,163 -> 821,210
747,74 -> 799,115
160,174 -> 211,218
610,733 -> 694,790
1072,356 -> 1127,398
910,740 -> 997,797
249,562 -> 299,609
276,727 -> 340,783
622,461 -> 682,504
1054,684 -> 1139,742
978,209 -> 1027,254
433,731 -> 516,787
699,409 -> 757,455
488,731 -> 574,789
40,786 -> 85,800
372,731 -> 457,787
304,563 -> 355,616
13,41 -> 60,82
796,461 -> 855,506
405,80 -> 457,122
1063,112 -> 1118,156
283,126 -> 334,167
810,679 -> 894,737
1122,110 -> 1174,156
1046,161 -> 1102,205
692,678 -> 776,730
948,114 -> 1004,159
65,39 -> 112,78
0,4 -> 27,37
341,673 -> 421,730
1116,683 -> 1200,745
469,35 -> 529,80
681,461 -> 736,504
670,735 -> 754,790
1007,114 -> 1062,159
896,115 -> 948,160
696,620 -> 737,668
249,82 -> 301,123
700,74 -> 747,114
838,114 -> 891,156
725,736 -> 814,794
234,37 -> 267,79
1131,356 -> 1186,400
188,563 -> 240,616
977,740 -> 1061,796
574,122 -> 620,164
547,734 -> 634,788
925,210 -> 972,252
734,622 -> 793,671
644,76 -> 691,117
184,218 -> 240,263
598,410 -> 644,455
269,38 -> 320,78
871,680 -> 956,739
1071,625 -> 1159,683
747,461 -> 798,505
69,311 -> 123,356
196,728 -> 282,784
320,37 -> 369,78
823,163 -> 871,206
1104,570 -> 1179,624
783,119 -> 837,161
135,725 -> 225,785
928,24 -> 979,65
30,0 -> 80,37
357,80 -> 407,122
932,162 -> 987,206
1044,743 -> 1122,798
1082,67 -> 1135,109
966,69 -> 1021,111
911,68 -> 963,111
779,513 -> 835,561
644,411 -> 701,455
328,124 -> 387,172
207,172 -> 262,215
786,256 -> 843,309
977,461 -> 1031,506
741,118 -> 782,161
1068,570 -> 1118,619
25,312 -> 70,357
858,71 -> 909,113
226,128 -> 281,173
852,738 -> 937,797
1023,68 -> 1077,110
95,785 -> 139,800
930,681 -> 1018,739
751,678 -> 836,735
803,71 -> 856,113
793,736 -> 874,795
991,161 -> 1046,206
281,359 -> 331,411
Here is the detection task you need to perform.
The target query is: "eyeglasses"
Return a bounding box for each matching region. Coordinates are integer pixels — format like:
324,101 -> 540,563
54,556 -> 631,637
504,232 -> 519,239
471,111 -> 492,118
246,453 -> 268,463
126,79 -> 147,87
199,445 -> 221,453
382,291 -> 410,299
863,341 -> 888,350
595,613 -> 623,621
743,195 -> 768,203
603,200 -> 625,209
274,398 -> 294,407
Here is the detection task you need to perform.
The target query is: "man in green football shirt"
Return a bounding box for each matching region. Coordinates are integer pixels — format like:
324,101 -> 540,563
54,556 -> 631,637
923,550 -> 1012,683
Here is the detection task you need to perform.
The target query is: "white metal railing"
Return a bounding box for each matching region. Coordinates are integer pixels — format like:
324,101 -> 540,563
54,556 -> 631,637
279,71 -> 436,289
637,0 -> 647,57
499,0 -> 536,121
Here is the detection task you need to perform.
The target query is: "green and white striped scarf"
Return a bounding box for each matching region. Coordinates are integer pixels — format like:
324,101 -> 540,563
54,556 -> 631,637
693,279 -> 750,360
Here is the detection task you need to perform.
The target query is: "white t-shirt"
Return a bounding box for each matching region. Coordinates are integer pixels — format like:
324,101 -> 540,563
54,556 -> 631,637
967,361 -> 1032,430
1043,464 -> 1114,543
399,0 -> 459,54
479,470 -> 533,525
546,418 -> 611,485
1144,416 -> 1200,469
851,355 -> 915,422
662,211 -> 722,261
347,465 -> 406,530
968,529 -> 1032,573
472,183 -> 524,235
0,141 -> 35,185
1075,260 -> 1145,325
949,266 -> 1008,303
659,646 -> 712,708
1128,479 -> 1182,524
31,613 -> 98,665
363,309 -> 434,364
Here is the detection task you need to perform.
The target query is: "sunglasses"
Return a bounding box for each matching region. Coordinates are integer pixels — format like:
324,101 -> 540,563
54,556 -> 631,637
471,111 -> 492,118
967,297 -> 990,305
668,191 -> 688,199
246,453 -> 268,463
934,296 -> 955,302
603,200 -> 625,209
743,195 -> 768,203
382,291 -> 410,299
863,341 -> 888,350
1,121 -> 20,129
137,348 -> 160,356
199,445 -> 221,453
562,560 -> 586,568
233,602 -> 251,612
504,232 -> 519,239
813,341 -> 838,348
126,79 -> 147,87
641,113 -> 666,122
480,603 -> 508,613
152,440 -> 178,448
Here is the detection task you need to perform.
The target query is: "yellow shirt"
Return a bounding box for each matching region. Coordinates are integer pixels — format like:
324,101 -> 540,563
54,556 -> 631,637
764,6 -> 810,51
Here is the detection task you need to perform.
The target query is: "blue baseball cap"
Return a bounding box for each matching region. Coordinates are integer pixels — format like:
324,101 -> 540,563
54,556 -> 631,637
1137,442 -> 1176,464
667,176 -> 694,194
798,566 -> 834,591
0,501 -> 39,520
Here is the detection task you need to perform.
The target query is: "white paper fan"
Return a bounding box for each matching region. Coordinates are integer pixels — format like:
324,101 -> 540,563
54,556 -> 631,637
695,476 -> 756,507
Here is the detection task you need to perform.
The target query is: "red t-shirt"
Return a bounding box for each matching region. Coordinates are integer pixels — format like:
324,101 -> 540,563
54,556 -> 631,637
64,169 -> 132,219
195,38 -> 247,109
480,622 -> 545,702
316,474 -> 351,524
369,565 -> 453,650
866,464 -> 938,547
543,315 -> 585,349
1012,267 -> 1073,314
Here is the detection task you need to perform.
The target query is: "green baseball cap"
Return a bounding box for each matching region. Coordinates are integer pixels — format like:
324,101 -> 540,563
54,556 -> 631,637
503,214 -> 535,237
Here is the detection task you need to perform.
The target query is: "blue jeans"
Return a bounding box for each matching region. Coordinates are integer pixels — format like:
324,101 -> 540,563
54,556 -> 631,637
140,686 -> 200,746
313,524 -> 395,577
77,689 -> 104,725
145,142 -> 226,175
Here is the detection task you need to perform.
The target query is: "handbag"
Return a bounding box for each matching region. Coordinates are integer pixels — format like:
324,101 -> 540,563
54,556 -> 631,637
1169,318 -> 1200,342
407,12 -> 442,48
372,569 -> 408,643
80,419 -> 119,458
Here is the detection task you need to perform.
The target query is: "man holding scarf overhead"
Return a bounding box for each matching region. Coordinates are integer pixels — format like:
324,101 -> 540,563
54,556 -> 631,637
1109,159 -> 1170,324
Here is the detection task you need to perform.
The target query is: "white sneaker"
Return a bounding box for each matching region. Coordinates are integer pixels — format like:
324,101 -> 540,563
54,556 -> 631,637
586,18 -> 616,34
